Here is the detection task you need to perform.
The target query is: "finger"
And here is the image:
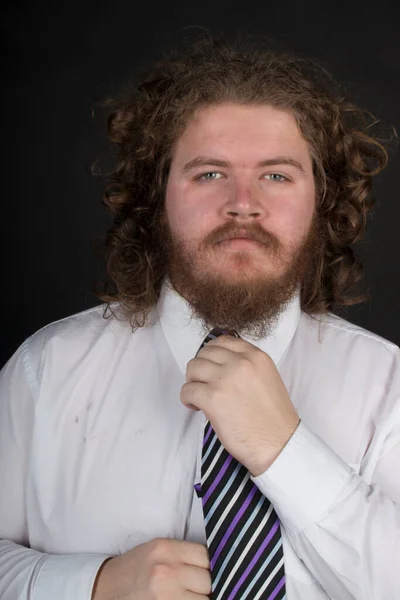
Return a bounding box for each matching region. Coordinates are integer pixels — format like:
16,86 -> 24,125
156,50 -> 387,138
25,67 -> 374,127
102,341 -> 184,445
180,381 -> 208,410
205,334 -> 255,354
174,540 -> 210,569
186,357 -> 221,382
179,564 -> 212,595
183,593 -> 210,600
195,344 -> 234,364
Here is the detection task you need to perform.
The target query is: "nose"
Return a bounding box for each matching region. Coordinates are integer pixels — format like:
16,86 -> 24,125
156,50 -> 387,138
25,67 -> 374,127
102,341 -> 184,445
223,180 -> 264,220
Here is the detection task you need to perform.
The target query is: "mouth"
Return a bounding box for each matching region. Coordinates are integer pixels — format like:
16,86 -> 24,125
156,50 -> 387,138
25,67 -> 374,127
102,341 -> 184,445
218,237 -> 264,248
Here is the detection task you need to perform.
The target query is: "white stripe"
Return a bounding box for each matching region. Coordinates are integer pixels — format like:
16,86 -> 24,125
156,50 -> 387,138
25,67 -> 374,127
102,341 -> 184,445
205,463 -> 241,525
202,433 -> 218,465
201,444 -> 224,485
240,540 -> 283,600
253,556 -> 285,600
212,495 -> 266,589
215,503 -> 274,600
207,471 -> 250,547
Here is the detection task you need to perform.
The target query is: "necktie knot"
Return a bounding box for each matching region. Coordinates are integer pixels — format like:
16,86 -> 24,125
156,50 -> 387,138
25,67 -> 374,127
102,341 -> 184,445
196,328 -> 240,357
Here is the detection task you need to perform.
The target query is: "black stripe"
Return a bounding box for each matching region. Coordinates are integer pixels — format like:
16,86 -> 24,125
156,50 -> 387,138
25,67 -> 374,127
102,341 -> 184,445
215,527 -> 285,599
204,465 -> 249,529
210,492 -> 271,580
201,446 -> 235,499
201,431 -> 224,473
206,474 -> 255,557
201,423 -> 215,458
247,560 -> 286,599
203,460 -> 243,521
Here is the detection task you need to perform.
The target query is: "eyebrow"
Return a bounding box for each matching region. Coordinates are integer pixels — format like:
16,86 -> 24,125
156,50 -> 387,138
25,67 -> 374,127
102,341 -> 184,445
181,155 -> 306,175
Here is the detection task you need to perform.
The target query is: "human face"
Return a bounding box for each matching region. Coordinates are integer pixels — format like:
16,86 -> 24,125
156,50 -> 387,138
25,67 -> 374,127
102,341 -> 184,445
166,102 -> 315,274
162,102 -> 320,337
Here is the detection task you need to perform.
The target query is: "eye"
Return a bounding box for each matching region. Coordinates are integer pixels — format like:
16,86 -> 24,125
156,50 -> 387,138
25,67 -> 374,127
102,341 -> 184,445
264,173 -> 288,182
196,171 -> 224,181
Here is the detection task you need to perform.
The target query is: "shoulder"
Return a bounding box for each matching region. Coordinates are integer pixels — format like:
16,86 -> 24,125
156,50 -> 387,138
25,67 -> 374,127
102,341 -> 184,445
26,302 -> 127,353
9,303 -> 132,393
299,310 -> 400,370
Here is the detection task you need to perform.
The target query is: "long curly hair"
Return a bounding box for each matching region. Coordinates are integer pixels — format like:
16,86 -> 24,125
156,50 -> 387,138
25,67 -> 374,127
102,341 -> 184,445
92,33 -> 391,329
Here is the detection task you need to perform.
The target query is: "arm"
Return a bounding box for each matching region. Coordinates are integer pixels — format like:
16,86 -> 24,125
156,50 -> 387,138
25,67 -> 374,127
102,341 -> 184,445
183,330 -> 400,598
0,339 -> 111,600
252,414 -> 400,600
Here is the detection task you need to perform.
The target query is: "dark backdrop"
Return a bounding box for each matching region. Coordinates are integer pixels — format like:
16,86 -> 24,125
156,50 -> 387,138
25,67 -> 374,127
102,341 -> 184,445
1,0 -> 399,369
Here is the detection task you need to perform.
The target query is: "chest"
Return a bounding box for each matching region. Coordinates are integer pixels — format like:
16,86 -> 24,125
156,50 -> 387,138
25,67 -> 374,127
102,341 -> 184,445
26,362 -> 200,554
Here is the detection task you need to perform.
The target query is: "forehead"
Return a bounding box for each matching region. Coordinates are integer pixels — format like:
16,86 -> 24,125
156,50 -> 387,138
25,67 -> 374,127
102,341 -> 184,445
172,102 -> 312,167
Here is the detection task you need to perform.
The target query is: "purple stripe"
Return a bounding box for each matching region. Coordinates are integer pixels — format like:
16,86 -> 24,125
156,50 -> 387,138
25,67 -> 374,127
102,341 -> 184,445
268,575 -> 286,600
202,454 -> 233,505
210,484 -> 257,570
227,518 -> 280,600
203,422 -> 213,447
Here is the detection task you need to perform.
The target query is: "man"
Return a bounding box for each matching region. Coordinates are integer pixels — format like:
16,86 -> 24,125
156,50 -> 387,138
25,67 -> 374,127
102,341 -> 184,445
0,35 -> 399,600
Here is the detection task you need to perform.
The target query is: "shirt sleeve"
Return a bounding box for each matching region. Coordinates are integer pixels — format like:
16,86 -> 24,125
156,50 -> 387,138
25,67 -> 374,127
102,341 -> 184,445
0,340 -> 111,600
252,404 -> 400,600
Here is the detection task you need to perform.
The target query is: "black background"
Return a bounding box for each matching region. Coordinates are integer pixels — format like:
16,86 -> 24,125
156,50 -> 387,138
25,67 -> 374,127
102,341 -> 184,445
1,0 -> 399,368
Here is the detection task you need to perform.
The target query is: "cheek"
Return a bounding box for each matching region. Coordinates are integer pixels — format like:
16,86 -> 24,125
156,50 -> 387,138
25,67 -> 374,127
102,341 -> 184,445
165,181 -> 189,231
165,181 -> 214,239
272,191 -> 315,242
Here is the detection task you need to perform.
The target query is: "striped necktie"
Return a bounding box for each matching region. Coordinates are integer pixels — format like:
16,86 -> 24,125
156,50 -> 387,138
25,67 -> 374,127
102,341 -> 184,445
194,327 -> 286,600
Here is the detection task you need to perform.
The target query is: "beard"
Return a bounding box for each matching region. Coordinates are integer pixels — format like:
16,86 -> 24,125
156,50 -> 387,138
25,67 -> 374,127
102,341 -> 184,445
156,209 -> 325,340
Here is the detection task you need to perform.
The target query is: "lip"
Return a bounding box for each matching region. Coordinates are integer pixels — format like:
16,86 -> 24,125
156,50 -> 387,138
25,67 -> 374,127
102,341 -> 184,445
218,238 -> 264,248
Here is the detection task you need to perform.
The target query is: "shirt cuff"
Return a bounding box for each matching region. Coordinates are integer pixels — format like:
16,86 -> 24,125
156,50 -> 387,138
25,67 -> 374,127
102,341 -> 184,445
34,553 -> 112,599
250,420 -> 355,534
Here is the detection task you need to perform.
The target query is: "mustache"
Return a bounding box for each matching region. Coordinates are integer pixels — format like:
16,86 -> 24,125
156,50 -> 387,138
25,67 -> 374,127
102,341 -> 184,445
204,222 -> 279,248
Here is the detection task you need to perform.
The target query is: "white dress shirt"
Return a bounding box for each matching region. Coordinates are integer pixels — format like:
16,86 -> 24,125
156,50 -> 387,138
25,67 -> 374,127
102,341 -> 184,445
0,279 -> 399,600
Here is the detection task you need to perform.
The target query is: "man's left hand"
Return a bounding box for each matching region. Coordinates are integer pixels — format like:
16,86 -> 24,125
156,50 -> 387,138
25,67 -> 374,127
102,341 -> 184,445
181,335 -> 300,476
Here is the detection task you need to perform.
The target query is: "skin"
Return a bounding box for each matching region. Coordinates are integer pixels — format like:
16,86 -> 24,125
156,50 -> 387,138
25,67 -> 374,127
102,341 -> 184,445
165,102 -> 316,283
93,103 -> 316,599
92,539 -> 211,600
167,102 -> 315,475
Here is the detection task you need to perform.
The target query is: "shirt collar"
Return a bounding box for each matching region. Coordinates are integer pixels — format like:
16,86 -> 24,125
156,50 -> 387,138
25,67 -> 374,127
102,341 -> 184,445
157,279 -> 301,375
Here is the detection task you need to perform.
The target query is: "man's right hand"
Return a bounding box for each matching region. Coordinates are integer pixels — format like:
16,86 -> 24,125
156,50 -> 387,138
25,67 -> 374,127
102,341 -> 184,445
92,537 -> 212,599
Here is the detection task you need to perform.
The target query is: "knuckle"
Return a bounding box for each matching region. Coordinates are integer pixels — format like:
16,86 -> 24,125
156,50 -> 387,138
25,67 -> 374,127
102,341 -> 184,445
256,347 -> 271,364
259,347 -> 270,359
150,563 -> 173,582
148,537 -> 170,561
186,358 -> 195,374
148,566 -> 170,598
180,382 -> 190,401
202,571 -> 212,594
238,356 -> 253,375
